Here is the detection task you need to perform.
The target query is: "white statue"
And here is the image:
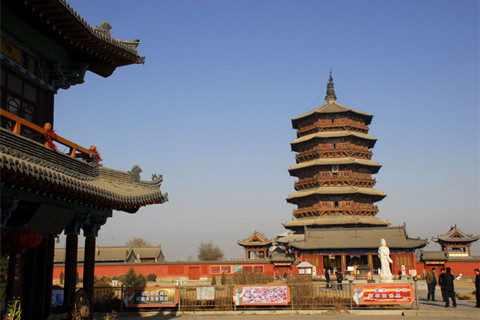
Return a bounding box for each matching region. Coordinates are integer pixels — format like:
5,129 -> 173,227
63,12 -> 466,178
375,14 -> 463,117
378,238 -> 393,282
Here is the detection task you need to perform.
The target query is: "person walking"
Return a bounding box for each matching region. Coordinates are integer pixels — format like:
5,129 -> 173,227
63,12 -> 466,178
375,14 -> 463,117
438,267 -> 446,303
336,271 -> 343,291
474,268 -> 480,308
426,268 -> 437,301
443,267 -> 457,308
325,268 -> 331,289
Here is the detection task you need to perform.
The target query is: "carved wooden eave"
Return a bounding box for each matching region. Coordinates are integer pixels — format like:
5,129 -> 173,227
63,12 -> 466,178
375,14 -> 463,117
0,129 -> 168,214
286,186 -> 386,204
3,0 -> 145,78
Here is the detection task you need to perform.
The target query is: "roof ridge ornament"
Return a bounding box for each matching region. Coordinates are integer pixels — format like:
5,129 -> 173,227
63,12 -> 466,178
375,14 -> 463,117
325,69 -> 337,103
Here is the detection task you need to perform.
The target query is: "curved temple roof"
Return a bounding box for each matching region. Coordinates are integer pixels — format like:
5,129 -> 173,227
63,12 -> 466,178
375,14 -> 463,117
0,129 -> 168,213
286,226 -> 427,250
4,0 -> 145,77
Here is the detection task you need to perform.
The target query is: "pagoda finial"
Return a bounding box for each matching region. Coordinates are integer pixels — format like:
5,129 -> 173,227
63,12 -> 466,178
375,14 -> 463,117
325,69 -> 337,103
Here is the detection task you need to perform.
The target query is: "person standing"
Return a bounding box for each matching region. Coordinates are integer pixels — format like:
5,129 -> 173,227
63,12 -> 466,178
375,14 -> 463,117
443,267 -> 457,308
325,268 -> 331,289
336,271 -> 343,291
438,268 -> 446,303
426,268 -> 437,301
474,268 -> 480,308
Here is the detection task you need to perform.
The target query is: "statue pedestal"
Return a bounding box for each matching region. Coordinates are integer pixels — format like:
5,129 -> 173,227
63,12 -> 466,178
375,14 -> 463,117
379,275 -> 393,283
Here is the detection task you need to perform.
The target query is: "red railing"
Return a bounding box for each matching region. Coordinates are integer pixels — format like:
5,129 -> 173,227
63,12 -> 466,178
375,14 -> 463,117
0,108 -> 92,159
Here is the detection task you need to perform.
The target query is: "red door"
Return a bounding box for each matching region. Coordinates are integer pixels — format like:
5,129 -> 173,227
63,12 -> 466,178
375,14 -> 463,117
189,267 -> 200,280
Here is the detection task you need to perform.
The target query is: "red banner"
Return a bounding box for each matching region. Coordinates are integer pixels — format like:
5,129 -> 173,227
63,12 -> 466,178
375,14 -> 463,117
352,283 -> 415,305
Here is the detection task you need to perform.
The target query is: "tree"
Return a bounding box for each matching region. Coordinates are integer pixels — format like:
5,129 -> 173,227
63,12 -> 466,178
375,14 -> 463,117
126,237 -> 150,247
197,242 -> 224,261
122,267 -> 146,287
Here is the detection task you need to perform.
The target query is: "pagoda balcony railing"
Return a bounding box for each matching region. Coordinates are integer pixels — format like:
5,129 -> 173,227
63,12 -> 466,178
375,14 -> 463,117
294,177 -> 376,190
295,148 -> 372,162
0,109 -> 92,160
293,205 -> 379,218
297,121 -> 369,136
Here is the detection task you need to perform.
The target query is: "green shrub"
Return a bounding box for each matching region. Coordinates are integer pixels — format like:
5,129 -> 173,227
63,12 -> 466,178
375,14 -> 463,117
146,273 -> 157,282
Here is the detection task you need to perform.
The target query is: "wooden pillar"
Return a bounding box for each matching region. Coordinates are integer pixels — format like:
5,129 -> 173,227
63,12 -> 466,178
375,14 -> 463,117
43,236 -> 55,319
82,218 -> 106,320
83,235 -> 96,320
63,233 -> 78,307
341,255 -> 347,273
24,237 -> 50,320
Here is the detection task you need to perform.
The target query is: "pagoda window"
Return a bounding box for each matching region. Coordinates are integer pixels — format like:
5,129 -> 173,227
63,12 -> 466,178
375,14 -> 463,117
334,201 -> 339,208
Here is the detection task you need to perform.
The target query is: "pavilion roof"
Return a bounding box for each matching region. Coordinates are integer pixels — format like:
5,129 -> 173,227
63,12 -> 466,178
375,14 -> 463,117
282,216 -> 390,229
292,101 -> 373,128
285,226 -> 427,250
288,157 -> 382,174
4,0 -> 145,77
0,129 -> 168,213
432,225 -> 480,243
238,231 -> 272,247
286,186 -> 386,203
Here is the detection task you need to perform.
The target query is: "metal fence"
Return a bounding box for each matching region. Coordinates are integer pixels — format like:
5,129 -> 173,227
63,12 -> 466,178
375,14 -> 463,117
93,281 -> 418,313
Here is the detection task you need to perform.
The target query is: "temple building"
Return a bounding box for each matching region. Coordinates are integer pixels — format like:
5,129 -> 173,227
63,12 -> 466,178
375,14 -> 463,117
420,225 -> 480,274
1,0 -> 167,319
276,74 -> 427,276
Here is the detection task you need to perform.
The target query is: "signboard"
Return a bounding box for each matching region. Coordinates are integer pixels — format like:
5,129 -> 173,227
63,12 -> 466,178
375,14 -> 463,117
124,287 -> 177,308
197,286 -> 215,300
352,283 -> 415,305
233,285 -> 290,306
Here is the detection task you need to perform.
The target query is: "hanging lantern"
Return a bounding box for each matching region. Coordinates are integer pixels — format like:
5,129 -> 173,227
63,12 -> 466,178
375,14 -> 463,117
7,226 -> 43,251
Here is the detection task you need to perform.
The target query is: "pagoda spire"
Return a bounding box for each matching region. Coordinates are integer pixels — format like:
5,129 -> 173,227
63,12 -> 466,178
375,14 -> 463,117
325,69 -> 337,103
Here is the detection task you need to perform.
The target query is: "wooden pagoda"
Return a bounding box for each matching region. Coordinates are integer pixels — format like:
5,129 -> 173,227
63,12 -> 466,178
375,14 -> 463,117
0,0 -> 166,319
278,74 -> 426,276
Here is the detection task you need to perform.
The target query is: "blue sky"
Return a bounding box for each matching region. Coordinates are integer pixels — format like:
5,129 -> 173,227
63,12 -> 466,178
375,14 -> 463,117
54,0 -> 479,260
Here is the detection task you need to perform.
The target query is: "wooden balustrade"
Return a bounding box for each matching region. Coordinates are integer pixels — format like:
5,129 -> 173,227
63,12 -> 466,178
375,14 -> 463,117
0,109 -> 93,160
297,120 -> 369,135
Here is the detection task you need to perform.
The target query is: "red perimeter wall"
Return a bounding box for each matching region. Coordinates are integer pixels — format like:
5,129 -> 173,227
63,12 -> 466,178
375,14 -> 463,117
53,262 -> 284,281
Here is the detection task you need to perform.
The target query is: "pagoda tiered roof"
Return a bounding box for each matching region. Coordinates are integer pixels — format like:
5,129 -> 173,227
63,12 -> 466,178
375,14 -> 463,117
288,157 -> 382,174
282,215 -> 390,229
291,131 -> 377,149
286,186 -> 386,202
292,100 -> 373,126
